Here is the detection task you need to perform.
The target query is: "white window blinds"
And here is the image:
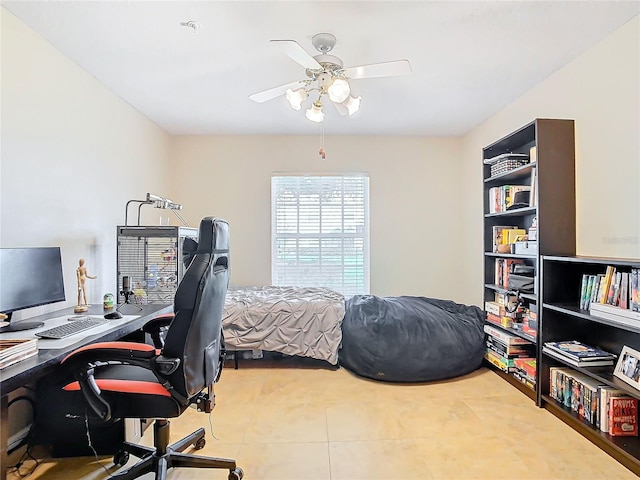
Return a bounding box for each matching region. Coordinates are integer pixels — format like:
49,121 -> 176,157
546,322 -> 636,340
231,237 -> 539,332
271,175 -> 370,296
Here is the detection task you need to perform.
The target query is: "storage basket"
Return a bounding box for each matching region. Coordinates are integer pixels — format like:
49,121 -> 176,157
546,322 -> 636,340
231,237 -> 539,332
491,158 -> 529,176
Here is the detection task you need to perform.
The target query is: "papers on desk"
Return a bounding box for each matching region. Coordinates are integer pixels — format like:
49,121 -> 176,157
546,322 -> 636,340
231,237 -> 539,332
0,338 -> 38,369
0,314 -> 140,349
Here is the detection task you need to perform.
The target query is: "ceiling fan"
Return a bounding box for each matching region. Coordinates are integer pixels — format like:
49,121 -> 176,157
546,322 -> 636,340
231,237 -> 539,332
249,33 -> 412,123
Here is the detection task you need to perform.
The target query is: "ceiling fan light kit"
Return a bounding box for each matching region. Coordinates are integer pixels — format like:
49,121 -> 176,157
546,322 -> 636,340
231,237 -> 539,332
285,87 -> 308,110
250,32 -> 411,124
305,100 -> 325,123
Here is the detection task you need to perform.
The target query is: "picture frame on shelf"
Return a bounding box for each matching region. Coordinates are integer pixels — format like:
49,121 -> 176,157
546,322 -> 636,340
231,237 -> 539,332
614,345 -> 640,392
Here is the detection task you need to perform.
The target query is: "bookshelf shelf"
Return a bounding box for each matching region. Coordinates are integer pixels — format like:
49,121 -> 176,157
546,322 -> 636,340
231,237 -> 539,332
540,255 -> 640,475
482,118 -> 576,405
484,207 -> 537,218
542,394 -> 640,476
544,302 -> 640,334
484,283 -> 537,302
484,162 -> 536,185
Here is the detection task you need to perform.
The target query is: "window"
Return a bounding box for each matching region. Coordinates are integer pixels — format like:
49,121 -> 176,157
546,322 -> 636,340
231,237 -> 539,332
271,175 -> 369,296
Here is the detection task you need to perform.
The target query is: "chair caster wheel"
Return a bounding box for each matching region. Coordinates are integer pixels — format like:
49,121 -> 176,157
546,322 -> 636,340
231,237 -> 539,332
194,437 -> 206,450
113,450 -> 130,467
228,467 -> 244,480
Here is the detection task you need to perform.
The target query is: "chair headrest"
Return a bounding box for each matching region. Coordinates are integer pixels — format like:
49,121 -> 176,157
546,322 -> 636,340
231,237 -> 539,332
197,217 -> 229,254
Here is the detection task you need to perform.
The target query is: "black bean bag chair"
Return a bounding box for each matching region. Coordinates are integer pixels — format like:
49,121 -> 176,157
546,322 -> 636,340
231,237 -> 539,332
339,295 -> 485,382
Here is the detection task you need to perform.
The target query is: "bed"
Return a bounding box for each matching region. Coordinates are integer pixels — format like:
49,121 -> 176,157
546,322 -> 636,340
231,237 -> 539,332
222,285 -> 345,365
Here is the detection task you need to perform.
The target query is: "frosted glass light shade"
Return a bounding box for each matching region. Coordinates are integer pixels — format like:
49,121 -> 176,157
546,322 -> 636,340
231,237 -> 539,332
285,88 -> 308,110
305,102 -> 325,123
327,78 -> 350,103
343,95 -> 362,115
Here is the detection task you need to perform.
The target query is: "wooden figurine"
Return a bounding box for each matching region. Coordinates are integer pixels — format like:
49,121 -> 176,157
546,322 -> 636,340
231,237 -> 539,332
74,258 -> 97,313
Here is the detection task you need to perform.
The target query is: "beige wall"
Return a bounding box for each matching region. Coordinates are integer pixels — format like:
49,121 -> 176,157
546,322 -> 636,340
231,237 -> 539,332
169,135 -> 466,301
2,6 -> 637,316
1,8 -> 172,319
460,15 -> 640,306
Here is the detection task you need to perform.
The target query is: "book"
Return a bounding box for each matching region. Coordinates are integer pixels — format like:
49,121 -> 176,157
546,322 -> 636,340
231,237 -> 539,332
620,272 -> 629,310
513,357 -> 536,378
598,386 -> 625,433
528,167 -> 537,207
484,324 -> 532,346
486,339 -> 534,359
579,274 -> 590,310
629,268 -> 640,312
609,396 -> 638,436
599,266 -> 616,303
542,346 -> 615,367
484,350 -> 517,373
0,338 -> 38,369
591,274 -> 604,304
543,340 -> 616,362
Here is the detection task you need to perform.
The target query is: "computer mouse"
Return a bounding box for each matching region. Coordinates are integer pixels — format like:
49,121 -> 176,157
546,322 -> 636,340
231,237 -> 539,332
104,311 -> 123,320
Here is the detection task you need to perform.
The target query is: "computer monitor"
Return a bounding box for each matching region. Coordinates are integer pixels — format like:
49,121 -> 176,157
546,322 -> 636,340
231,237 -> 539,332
0,247 -> 66,332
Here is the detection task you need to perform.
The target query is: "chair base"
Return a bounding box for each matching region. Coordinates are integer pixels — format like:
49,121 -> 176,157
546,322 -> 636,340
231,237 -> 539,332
111,419 -> 242,480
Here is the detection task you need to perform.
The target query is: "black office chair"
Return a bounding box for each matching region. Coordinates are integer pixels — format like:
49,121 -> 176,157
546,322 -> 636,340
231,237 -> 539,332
52,217 -> 243,480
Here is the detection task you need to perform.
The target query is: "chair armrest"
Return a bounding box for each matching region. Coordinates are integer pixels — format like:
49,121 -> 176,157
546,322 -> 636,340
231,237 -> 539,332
61,342 -> 158,422
61,341 -> 156,366
143,313 -> 174,348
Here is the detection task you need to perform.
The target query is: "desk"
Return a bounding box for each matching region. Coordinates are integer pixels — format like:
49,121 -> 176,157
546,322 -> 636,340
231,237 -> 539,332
0,303 -> 172,480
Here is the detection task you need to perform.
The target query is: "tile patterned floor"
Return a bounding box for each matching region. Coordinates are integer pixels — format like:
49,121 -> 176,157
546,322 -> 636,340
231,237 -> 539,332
6,363 -> 638,480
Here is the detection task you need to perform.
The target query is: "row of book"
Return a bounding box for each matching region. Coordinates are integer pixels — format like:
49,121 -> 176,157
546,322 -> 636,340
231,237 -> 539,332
484,324 -> 536,390
550,366 -> 638,436
487,185 -> 531,214
494,258 -> 525,289
0,338 -> 38,369
580,267 -> 640,312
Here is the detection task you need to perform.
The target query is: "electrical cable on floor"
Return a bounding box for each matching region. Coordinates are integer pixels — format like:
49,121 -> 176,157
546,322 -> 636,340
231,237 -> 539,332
7,396 -> 40,478
208,411 -> 220,441
85,410 -> 115,478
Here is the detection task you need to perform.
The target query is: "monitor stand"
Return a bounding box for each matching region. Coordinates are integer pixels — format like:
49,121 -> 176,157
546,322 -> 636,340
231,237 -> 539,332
0,320 -> 45,333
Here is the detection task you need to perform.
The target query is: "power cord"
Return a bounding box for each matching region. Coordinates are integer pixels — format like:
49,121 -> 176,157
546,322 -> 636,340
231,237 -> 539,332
84,410 -> 116,478
208,411 -> 220,441
6,396 -> 40,478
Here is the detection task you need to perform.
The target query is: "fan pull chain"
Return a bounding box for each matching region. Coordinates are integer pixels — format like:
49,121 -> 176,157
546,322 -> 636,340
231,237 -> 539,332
318,123 -> 326,159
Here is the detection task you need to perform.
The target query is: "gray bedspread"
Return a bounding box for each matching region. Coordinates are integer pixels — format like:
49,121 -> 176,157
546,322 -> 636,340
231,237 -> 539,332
222,285 -> 345,365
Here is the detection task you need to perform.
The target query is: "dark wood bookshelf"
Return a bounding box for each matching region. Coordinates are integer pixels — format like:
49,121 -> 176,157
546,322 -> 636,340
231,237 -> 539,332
540,255 -> 640,475
482,118 -> 576,405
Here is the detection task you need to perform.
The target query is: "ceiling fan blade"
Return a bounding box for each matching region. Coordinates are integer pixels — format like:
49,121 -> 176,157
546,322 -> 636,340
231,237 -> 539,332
343,59 -> 412,79
249,80 -> 306,103
270,39 -> 322,70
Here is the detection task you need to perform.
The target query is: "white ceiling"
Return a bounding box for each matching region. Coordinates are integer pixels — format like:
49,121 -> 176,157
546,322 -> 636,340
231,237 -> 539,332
2,1 -> 638,136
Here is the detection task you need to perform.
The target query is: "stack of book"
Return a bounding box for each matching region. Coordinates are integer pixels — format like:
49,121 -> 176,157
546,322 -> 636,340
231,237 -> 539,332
542,340 -> 616,367
0,338 -> 38,369
484,324 -> 535,378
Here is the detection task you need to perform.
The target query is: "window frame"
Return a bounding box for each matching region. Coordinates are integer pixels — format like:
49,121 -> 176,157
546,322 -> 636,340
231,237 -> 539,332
270,173 -> 370,296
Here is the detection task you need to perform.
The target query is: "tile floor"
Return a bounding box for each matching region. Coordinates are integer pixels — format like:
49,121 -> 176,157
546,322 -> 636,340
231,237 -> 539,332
6,361 -> 637,480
